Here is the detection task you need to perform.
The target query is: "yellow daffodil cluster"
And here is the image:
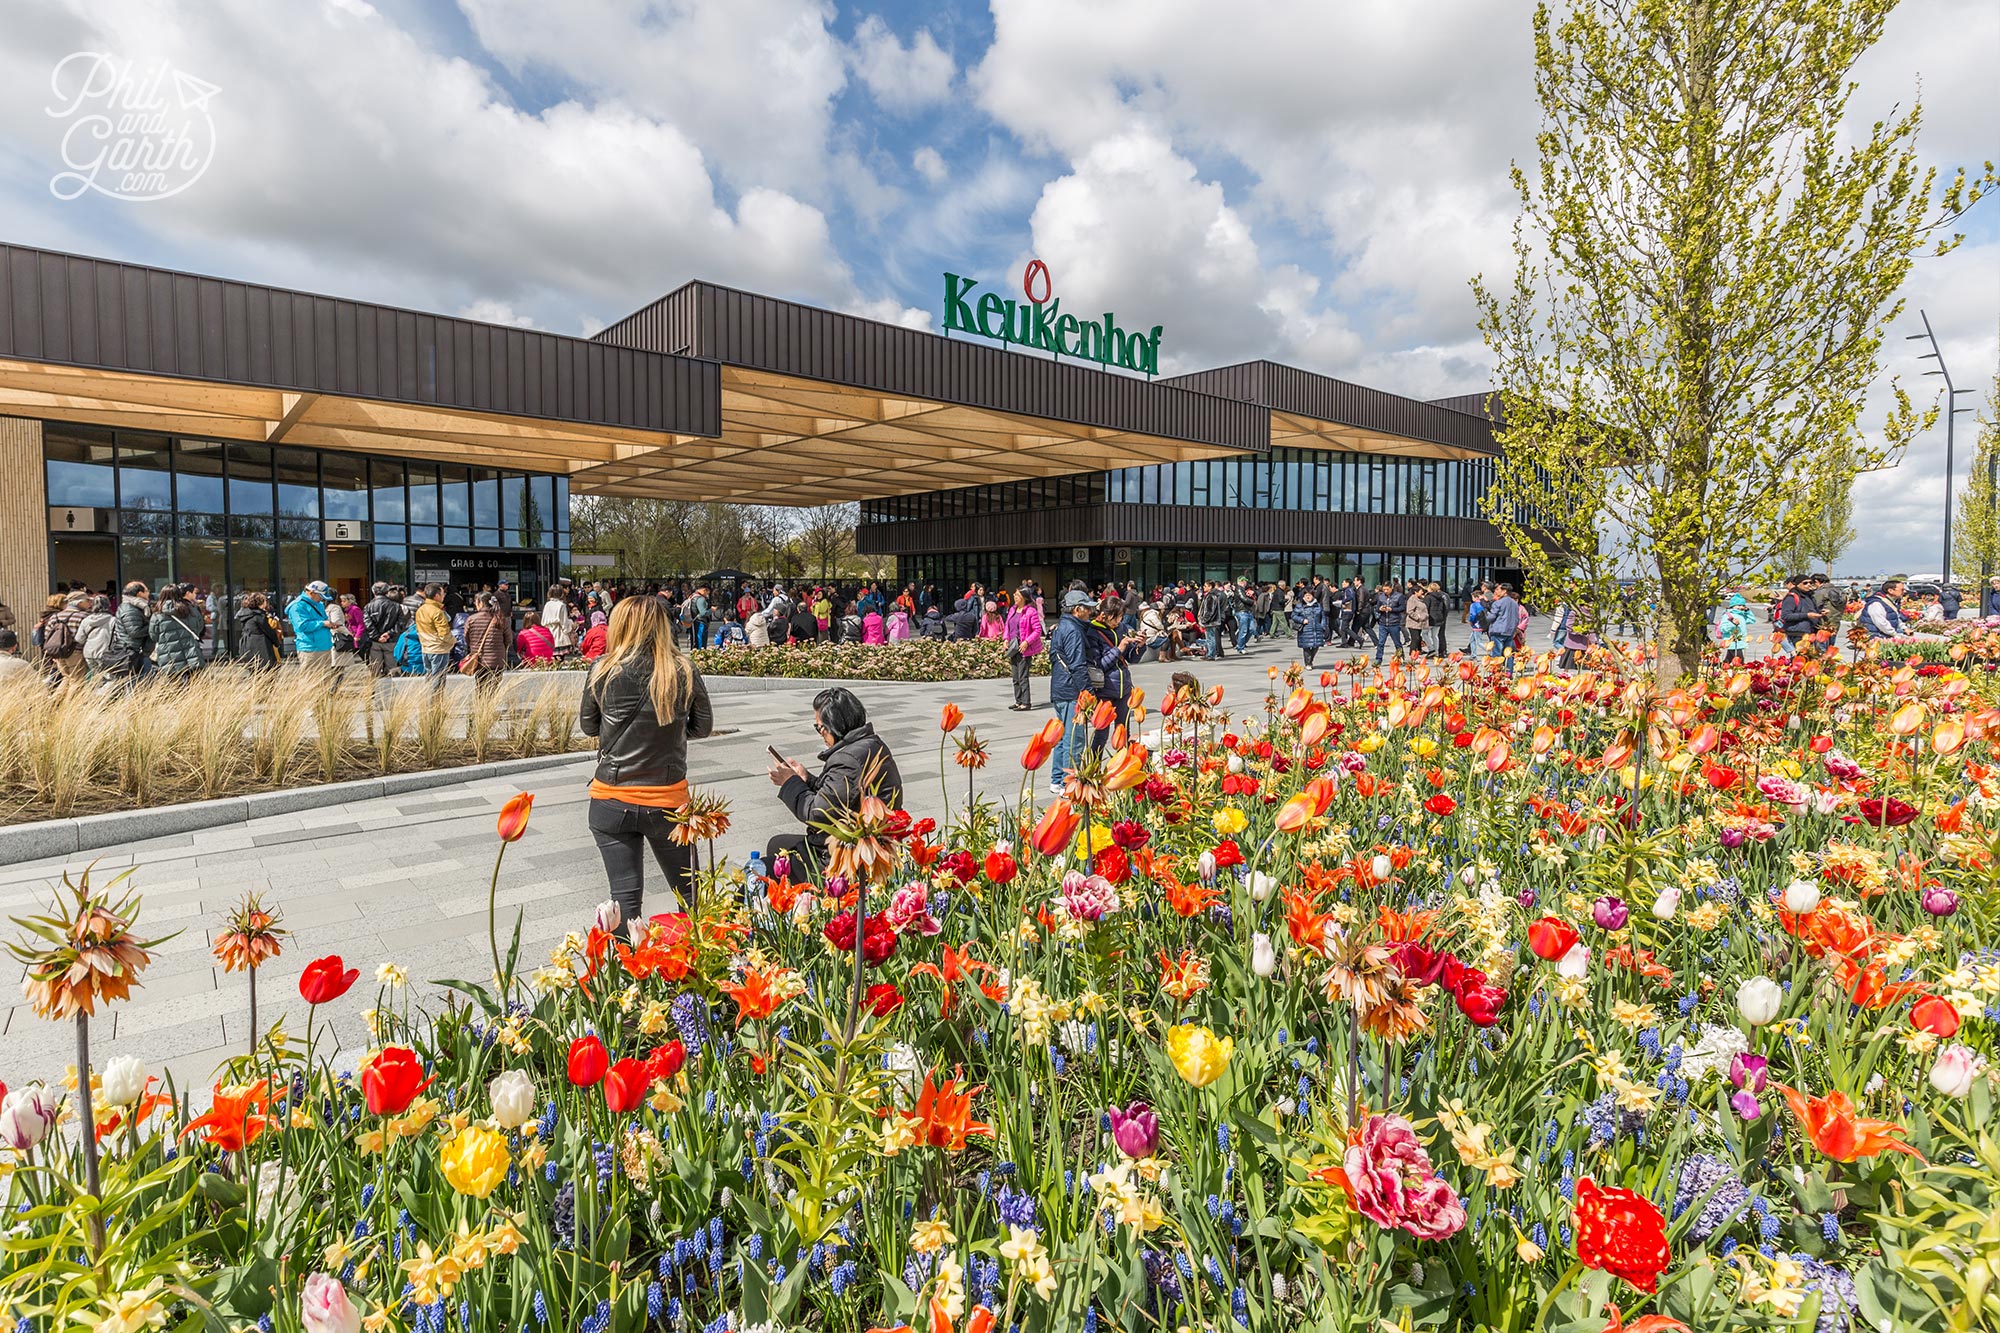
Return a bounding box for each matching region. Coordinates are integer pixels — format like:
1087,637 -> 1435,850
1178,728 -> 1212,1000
1435,1099 -> 1522,1189
439,1125 -> 510,1198
84,1279 -> 169,1333
356,1096 -> 442,1154
1087,1159 -> 1167,1235
1007,976 -> 1064,1043
400,1216 -> 525,1306
998,1224 -> 1057,1299
1731,1251 -> 1808,1317
1610,1001 -> 1659,1030
1590,1050 -> 1661,1114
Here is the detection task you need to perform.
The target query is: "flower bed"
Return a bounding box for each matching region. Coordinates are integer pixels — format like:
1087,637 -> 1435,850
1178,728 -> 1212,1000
4,655 -> 1998,1332
689,638 -> 1048,681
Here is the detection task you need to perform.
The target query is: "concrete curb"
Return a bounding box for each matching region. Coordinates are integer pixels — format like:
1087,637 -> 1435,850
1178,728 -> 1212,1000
0,750 -> 599,865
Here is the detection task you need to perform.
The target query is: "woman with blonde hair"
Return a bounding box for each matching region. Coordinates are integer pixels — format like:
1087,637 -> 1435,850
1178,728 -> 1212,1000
580,594 -> 713,926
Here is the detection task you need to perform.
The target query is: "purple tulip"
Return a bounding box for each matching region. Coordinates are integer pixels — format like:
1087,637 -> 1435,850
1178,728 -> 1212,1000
1591,895 -> 1629,931
1729,1089 -> 1762,1121
1719,827 -> 1747,849
1107,1101 -> 1159,1159
1728,1052 -> 1768,1093
1517,888 -> 1538,910
771,853 -> 792,881
1921,886 -> 1960,918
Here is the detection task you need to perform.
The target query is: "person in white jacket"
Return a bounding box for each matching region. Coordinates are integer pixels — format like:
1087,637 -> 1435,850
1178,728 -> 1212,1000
542,583 -> 576,653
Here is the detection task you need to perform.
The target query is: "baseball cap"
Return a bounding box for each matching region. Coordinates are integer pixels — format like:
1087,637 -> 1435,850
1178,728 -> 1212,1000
1061,589 -> 1097,610
307,580 -> 333,596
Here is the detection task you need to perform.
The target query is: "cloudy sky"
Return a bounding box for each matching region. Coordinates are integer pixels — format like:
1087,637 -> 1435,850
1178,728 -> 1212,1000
1,0 -> 1994,573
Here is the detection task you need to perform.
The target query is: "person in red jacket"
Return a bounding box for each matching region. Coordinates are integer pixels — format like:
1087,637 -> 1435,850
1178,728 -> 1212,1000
579,609 -> 609,661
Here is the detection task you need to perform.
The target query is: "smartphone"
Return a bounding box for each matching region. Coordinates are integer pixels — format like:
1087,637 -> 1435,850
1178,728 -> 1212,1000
767,745 -> 787,763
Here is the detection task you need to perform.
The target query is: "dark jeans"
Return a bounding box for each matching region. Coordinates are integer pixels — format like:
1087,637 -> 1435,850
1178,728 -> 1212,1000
1010,651 -> 1031,706
1302,645 -> 1318,667
764,830 -> 823,876
589,798 -> 697,926
1372,621 -> 1400,663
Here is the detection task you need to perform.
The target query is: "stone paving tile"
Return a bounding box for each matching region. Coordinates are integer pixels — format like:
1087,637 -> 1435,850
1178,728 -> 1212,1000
252,823 -> 362,847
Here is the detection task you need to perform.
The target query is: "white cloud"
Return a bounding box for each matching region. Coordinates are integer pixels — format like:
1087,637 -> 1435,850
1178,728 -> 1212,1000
1026,132 -> 1360,374
458,299 -> 538,328
850,16 -> 954,112
912,145 -> 947,185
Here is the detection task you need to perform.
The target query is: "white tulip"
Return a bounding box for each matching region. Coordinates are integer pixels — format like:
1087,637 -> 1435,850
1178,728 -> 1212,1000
0,1085 -> 61,1150
1782,879 -> 1820,913
1650,887 -> 1681,920
100,1055 -> 146,1107
1226,754 -> 1244,774
1556,943 -> 1591,979
1736,976 -> 1784,1026
1247,871 -> 1277,903
1251,932 -> 1278,978
593,900 -> 622,934
1459,865 -> 1480,887
1928,1044 -> 1979,1099
488,1069 -> 537,1130
1371,853 -> 1393,882
1198,851 -> 1218,883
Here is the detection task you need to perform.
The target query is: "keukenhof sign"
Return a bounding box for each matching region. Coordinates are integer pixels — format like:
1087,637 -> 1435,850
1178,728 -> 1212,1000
942,260 -> 1163,376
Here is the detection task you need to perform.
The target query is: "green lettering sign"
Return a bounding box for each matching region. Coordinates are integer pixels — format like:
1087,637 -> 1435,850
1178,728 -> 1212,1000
940,268 -> 1162,375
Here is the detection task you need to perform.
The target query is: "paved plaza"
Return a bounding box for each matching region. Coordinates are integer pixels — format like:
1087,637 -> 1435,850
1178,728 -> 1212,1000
0,615 -> 1569,1090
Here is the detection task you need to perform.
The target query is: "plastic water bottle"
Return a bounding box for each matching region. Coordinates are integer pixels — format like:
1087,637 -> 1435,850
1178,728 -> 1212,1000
745,851 -> 763,913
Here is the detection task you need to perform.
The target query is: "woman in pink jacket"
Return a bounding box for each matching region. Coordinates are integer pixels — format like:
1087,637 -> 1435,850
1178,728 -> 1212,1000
861,608 -> 887,644
1004,589 -> 1043,710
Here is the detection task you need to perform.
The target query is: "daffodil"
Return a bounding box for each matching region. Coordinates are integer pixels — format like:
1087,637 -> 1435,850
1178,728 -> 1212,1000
1166,1023 -> 1233,1088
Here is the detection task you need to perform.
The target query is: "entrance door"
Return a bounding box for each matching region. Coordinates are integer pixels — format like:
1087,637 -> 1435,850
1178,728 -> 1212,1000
327,543 -> 371,600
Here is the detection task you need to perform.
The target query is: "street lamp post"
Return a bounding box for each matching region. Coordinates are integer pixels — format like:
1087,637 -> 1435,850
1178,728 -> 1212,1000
1908,310 -> 1975,581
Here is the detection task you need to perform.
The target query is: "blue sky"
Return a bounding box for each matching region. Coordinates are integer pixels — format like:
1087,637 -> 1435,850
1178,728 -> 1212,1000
0,0 -> 1994,575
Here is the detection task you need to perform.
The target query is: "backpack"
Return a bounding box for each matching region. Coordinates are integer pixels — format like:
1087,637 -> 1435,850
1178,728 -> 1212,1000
81,615 -> 115,667
42,613 -> 79,660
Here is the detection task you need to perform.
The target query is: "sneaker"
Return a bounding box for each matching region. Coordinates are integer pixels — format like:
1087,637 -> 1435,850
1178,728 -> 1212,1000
1047,780 -> 1064,797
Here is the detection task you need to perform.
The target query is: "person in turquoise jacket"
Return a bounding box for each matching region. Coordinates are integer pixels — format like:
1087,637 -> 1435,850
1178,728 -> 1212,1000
286,580 -> 336,670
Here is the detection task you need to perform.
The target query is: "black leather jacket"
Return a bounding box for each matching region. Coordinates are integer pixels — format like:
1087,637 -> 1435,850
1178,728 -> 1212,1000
778,722 -> 904,845
580,663 -> 713,787
361,594 -> 407,646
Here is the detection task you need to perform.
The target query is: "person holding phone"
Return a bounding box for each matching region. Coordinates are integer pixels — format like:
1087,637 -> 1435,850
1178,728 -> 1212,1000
764,686 -> 903,872
580,595 -> 713,928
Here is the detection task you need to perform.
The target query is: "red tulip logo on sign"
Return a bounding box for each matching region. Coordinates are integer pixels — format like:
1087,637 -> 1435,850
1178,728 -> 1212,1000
1022,259 -> 1052,305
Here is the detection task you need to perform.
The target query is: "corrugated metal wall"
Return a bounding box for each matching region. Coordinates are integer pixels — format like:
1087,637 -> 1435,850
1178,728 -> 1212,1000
0,243 -> 720,437
595,281 -> 1268,453
1167,360 -> 1499,456
856,503 -> 1511,559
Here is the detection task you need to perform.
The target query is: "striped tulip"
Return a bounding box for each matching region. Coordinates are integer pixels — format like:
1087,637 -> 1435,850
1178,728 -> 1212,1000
1890,702 -> 1925,736
1090,699 -> 1118,732
1274,793 -> 1315,833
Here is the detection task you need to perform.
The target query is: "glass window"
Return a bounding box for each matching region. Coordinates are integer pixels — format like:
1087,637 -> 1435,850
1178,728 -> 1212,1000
408,524 -> 439,547
176,440 -> 227,513
555,477 -> 570,532
471,469 -> 500,531
407,463 -> 439,524
45,424 -> 118,507
226,443 -> 274,515
277,516 -> 321,591
116,433 -> 173,511
1173,465 -> 1191,506
227,516 -> 276,633
322,451 -> 368,520
276,447 -> 320,518
443,527 -> 471,547
119,511 -> 171,593
501,473 -> 524,536
440,464 -> 470,527
527,475 -> 554,546
175,513 -> 228,641
374,543 -> 409,589
371,458 -> 406,523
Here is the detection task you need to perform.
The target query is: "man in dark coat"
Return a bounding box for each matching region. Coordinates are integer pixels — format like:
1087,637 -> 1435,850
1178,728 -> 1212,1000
764,686 -> 904,871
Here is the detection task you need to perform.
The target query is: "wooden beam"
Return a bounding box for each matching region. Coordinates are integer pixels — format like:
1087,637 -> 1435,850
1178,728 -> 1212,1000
266,391 -> 320,442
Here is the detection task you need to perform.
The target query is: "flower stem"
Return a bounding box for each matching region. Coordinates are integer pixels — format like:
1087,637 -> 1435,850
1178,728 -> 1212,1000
489,840 -> 509,1005
74,1012 -> 105,1257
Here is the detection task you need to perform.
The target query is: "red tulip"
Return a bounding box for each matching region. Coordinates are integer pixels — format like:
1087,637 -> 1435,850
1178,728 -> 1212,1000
940,703 -> 964,732
603,1058 -> 648,1113
644,1040 -> 687,1083
1454,980 -> 1507,1027
361,1046 -> 431,1116
865,982 -> 905,1017
1029,800 -> 1081,857
1423,792 -> 1457,816
567,1035 -> 609,1087
1526,917 -> 1580,961
982,847 -> 1019,884
1021,717 -> 1064,771
298,955 -> 359,1005
497,792 -> 533,842
1910,995 -> 1960,1039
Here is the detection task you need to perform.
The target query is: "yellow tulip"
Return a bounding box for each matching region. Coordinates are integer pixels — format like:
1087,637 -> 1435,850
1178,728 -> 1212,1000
440,1126 -> 510,1198
1165,1023 -> 1234,1088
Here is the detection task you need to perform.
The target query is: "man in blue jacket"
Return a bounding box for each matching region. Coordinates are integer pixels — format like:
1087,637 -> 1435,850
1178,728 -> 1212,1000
1045,588 -> 1096,797
286,580 -> 336,672
1482,584 -> 1523,671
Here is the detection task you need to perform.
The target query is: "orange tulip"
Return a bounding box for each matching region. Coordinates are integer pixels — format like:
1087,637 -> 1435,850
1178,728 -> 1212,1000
1932,721 -> 1965,755
1602,732 -> 1635,770
1889,702 -> 1924,736
1129,687 -> 1145,710
496,792 -> 533,842
180,1079 -> 271,1153
1726,672 -> 1752,696
1485,739 -> 1512,773
940,703 -> 964,732
1531,724 -> 1558,756
1283,687 -> 1313,721
1387,695 -> 1409,727
1687,723 -> 1718,756
1774,1084 -> 1924,1163
1090,699 -> 1118,732
1300,708 -> 1330,747
1020,717 -> 1064,771
1029,800 -> 1081,857
1109,723 -> 1129,751
1206,685 -> 1225,706
1104,745 -> 1149,791
1304,774 -> 1336,815
1601,1306 -> 1690,1333
1275,793 -> 1315,833
1823,682 -> 1845,705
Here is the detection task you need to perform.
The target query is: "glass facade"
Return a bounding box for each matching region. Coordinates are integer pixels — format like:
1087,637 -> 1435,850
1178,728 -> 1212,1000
898,548 -> 1493,599
859,448 -> 1508,526
42,423 -> 573,653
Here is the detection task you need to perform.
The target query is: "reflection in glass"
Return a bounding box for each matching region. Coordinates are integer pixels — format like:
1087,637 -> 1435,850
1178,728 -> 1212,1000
322,451 -> 368,520
440,464 -> 470,526
226,443 -> 275,515
276,447 -> 320,518
371,458 -> 406,522
117,433 -> 173,511
45,425 -> 117,507
175,440 -> 227,513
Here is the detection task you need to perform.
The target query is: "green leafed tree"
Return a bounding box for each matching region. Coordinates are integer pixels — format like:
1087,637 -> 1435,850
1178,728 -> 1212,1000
1778,447 -> 1858,575
1952,363 -> 2000,587
1476,0 -> 1992,680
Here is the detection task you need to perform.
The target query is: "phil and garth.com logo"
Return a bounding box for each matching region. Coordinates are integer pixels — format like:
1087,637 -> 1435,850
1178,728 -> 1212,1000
47,51 -> 218,203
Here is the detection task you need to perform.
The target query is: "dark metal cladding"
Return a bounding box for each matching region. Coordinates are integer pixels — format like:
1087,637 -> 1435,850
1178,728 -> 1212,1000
1164,360 -> 1500,456
0,241 -> 720,438
856,504 -> 1512,559
593,280 -> 1270,454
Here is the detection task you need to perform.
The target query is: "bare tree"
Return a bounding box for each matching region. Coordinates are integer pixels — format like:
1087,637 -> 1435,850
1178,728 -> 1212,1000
796,502 -> 858,580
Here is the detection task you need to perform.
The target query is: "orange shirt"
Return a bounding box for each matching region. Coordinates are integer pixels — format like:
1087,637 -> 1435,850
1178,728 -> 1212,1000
588,779 -> 690,809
